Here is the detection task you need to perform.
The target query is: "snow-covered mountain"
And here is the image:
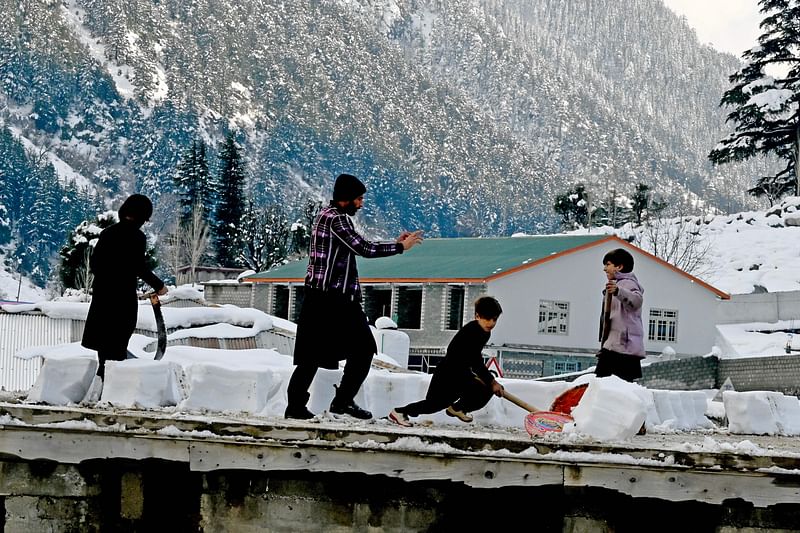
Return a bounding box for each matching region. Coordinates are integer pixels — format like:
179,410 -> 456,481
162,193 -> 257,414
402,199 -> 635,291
0,0 -> 788,293
0,0 -> 776,235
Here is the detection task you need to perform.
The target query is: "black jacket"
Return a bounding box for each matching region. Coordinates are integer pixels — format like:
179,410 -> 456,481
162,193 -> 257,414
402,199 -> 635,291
433,320 -> 494,386
81,220 -> 163,352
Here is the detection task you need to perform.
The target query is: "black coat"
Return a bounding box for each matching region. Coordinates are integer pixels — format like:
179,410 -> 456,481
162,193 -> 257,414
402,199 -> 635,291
292,288 -> 377,369
432,320 -> 494,387
81,220 -> 164,352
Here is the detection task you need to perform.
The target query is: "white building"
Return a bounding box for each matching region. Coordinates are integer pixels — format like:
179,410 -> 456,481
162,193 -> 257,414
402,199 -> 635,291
238,234 -> 729,378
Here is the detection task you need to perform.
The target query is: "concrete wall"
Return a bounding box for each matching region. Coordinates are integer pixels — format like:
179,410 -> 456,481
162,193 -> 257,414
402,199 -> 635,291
638,355 -> 720,391
717,290 -> 800,324
1,458 -> 797,532
203,282 -> 254,308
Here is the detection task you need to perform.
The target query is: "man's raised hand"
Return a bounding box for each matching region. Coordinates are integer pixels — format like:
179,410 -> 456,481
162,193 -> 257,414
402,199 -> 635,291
398,230 -> 424,250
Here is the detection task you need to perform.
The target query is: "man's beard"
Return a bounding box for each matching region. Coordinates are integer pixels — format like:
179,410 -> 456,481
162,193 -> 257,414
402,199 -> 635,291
343,202 -> 359,216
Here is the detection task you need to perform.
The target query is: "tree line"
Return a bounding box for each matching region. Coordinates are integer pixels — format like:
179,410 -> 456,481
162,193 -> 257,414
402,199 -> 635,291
58,132 -> 321,294
553,182 -> 667,230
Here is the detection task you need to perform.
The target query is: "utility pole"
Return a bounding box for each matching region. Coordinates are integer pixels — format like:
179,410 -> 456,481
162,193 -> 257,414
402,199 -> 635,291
16,258 -> 22,302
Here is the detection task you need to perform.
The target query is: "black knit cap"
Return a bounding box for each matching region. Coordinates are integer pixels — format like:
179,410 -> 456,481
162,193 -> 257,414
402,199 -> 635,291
332,173 -> 366,202
118,193 -> 153,225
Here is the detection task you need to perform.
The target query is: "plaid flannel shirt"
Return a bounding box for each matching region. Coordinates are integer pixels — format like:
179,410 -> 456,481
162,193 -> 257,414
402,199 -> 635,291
305,203 -> 403,301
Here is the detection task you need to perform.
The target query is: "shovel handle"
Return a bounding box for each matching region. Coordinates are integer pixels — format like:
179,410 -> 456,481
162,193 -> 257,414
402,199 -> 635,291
474,375 -> 543,413
501,389 -> 542,413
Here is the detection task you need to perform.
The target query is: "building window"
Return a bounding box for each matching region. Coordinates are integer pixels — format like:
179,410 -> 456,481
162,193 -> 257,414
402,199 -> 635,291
363,286 -> 394,324
538,300 -> 569,335
397,286 -> 423,329
445,285 -> 465,331
273,285 -> 289,319
649,308 -> 678,342
554,361 -> 580,374
290,285 -> 305,323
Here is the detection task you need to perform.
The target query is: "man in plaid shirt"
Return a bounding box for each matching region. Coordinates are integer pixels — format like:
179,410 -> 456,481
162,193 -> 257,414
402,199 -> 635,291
285,173 -> 423,420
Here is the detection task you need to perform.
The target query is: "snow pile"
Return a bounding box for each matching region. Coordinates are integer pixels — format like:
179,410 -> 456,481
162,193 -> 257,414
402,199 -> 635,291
716,321 -> 800,358
27,357 -> 97,405
723,390 -> 800,436
20,342 -> 800,438
1,299 -> 275,338
567,375 -> 647,440
101,359 -> 185,409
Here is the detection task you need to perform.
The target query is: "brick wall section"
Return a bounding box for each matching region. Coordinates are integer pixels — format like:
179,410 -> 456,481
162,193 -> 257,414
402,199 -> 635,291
203,283 -> 253,308
545,354 -> 800,396
638,356 -> 719,391
718,354 -> 800,396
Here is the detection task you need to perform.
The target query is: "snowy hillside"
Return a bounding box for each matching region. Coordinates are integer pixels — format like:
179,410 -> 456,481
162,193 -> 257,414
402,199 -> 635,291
564,196 -> 800,296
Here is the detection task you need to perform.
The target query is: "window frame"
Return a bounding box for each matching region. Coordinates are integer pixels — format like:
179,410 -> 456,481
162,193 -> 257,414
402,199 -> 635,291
444,285 -> 465,331
648,308 -> 678,342
396,285 -> 424,330
537,299 -> 570,336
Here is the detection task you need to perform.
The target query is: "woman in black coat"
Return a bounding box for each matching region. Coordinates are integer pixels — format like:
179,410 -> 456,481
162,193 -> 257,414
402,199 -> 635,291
81,194 -> 167,379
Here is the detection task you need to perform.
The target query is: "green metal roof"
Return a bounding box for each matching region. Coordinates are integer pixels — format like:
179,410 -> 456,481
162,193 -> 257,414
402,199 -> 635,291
244,234 -> 614,282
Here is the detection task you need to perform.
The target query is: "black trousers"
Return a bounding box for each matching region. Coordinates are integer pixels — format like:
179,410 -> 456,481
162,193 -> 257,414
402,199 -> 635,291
96,347 -> 129,378
286,354 -> 373,408
396,372 -> 493,417
595,348 -> 643,382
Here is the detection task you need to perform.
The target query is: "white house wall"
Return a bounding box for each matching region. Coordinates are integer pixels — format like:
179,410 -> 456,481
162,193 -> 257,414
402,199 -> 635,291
487,244 -> 722,356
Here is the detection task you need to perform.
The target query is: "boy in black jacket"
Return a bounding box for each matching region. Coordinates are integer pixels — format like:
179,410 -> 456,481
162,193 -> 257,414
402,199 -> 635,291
389,296 -> 504,426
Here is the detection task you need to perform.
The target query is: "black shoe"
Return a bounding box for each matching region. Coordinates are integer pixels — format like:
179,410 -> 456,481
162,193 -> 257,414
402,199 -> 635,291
285,405 -> 315,419
330,400 -> 372,420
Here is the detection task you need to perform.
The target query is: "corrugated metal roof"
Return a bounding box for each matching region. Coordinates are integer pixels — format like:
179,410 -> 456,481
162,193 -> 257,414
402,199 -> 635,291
244,234 -> 614,282
0,313 -> 71,391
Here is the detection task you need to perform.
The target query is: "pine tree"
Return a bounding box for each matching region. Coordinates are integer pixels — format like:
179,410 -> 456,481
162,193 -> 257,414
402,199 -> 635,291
214,133 -> 247,267
289,198 -> 321,258
238,202 -> 290,273
59,211 -> 117,292
174,139 -> 213,226
59,210 -> 159,292
630,183 -> 666,225
709,0 -> 800,204
553,183 -> 590,230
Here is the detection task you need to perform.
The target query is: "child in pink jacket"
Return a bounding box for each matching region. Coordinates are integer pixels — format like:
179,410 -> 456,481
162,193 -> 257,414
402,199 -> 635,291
596,248 -> 645,382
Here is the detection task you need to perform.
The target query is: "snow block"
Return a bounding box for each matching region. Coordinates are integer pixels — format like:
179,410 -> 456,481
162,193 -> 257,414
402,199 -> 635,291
307,367 -> 346,414
363,370 -> 430,419
257,366 -> 294,417
724,390 -> 800,436
652,390 -> 714,431
568,376 -> 647,441
102,359 -> 183,409
179,363 -> 276,413
27,356 -> 98,405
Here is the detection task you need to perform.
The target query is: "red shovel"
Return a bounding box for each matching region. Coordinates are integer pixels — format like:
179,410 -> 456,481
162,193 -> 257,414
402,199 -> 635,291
499,388 -> 575,435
